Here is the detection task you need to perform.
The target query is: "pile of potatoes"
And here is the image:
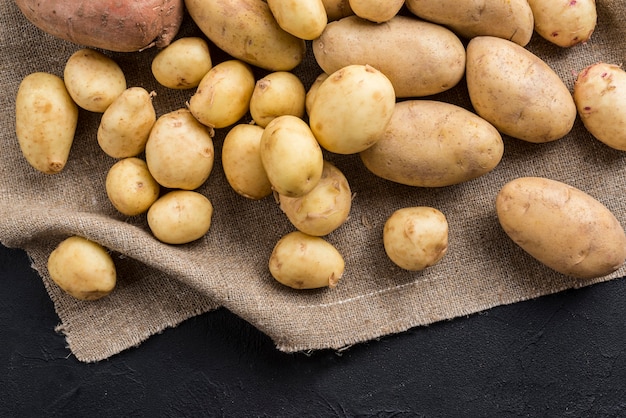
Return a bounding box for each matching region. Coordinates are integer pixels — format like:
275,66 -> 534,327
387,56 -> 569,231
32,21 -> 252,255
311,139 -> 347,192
13,0 -> 626,300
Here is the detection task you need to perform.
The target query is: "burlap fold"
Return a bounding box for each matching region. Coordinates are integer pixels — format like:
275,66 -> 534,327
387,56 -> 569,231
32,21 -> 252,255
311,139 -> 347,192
2,1 -> 625,362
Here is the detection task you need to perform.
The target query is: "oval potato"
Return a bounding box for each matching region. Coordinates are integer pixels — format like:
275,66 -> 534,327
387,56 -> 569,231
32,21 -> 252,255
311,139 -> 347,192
527,0 -> 597,47
106,157 -> 161,216
267,0 -> 327,40
348,0 -> 404,23
151,37 -> 213,90
250,71 -> 306,128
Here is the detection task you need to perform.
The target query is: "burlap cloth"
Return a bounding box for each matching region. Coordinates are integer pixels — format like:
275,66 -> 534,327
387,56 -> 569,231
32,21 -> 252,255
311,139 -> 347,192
1,1 -> 626,363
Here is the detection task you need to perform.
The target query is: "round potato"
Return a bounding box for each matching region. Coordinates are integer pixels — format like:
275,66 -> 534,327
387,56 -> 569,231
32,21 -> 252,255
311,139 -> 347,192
348,0 -> 404,23
496,177 -> 626,279
269,231 -> 345,289
47,236 -> 116,301
250,71 -> 306,128
527,0 -> 596,47
267,0 -> 327,40
151,37 -> 213,89
106,157 -> 161,216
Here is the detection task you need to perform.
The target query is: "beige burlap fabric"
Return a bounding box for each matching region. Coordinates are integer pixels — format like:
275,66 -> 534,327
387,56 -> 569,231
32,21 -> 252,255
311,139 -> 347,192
1,1 -> 625,362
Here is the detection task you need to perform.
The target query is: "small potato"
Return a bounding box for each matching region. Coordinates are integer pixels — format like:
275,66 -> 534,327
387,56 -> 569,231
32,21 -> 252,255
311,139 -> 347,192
97,87 -> 156,159
47,236 -> 116,301
15,72 -> 78,174
383,207 -> 449,271
322,0 -> 354,21
147,190 -> 214,244
145,109 -> 214,190
348,0 -> 404,23
278,161 -> 352,236
466,36 -> 577,143
527,0 -> 596,47
269,231 -> 345,289
222,124 -> 272,200
188,60 -> 255,129
496,177 -> 626,279
309,64 -> 395,154
250,72 -> 306,128
305,72 -> 329,116
261,115 -> 324,198
63,48 -> 127,113
573,62 -> 626,151
106,157 -> 161,216
267,0 -> 327,40
151,37 -> 213,89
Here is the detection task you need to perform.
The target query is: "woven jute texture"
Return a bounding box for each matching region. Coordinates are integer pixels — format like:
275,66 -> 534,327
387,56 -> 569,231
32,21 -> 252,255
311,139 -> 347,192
1,1 -> 625,362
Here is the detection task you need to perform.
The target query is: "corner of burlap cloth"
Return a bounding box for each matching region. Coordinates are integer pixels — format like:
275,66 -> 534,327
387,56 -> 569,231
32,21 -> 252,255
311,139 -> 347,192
2,2 -> 626,362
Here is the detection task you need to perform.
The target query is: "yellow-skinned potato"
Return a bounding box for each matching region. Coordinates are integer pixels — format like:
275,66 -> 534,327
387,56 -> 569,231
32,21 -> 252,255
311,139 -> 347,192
269,231 -> 345,289
250,71 -> 306,128
573,62 -> 626,151
527,0 -> 596,47
15,72 -> 78,174
97,87 -> 156,159
151,37 -> 213,89
309,64 -> 395,154
313,15 -> 466,98
267,0 -> 327,40
405,0 -> 534,46
106,158 -> 161,216
466,36 -> 577,143
348,0 -> 404,23
322,0 -> 354,21
188,60 -> 255,129
63,48 -> 126,113
47,236 -> 116,301
261,115 -> 324,198
184,0 -> 306,71
496,177 -> 626,279
359,100 -> 504,187
305,72 -> 329,116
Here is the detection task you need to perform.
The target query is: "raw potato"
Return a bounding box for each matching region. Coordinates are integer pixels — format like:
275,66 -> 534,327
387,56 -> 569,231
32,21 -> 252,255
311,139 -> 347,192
573,62 -> 626,151
188,60 -> 255,129
261,115 -> 324,198
151,37 -> 213,89
63,48 -> 127,113
15,72 -> 78,174
250,72 -> 306,128
322,0 -> 354,21
267,0 -> 327,40
309,64 -> 396,154
305,73 -> 329,116
184,0 -> 306,71
466,36 -> 577,143
405,0 -> 535,46
14,0 -> 184,52
222,124 -> 272,200
145,109 -> 214,190
97,87 -> 156,159
496,177 -> 626,279
269,231 -> 345,289
383,207 -> 449,271
106,158 -> 161,216
313,15 -> 466,98
348,0 -> 404,23
47,236 -> 116,301
278,161 -> 352,236
527,0 -> 597,47
147,190 -> 214,245
360,100 -> 504,187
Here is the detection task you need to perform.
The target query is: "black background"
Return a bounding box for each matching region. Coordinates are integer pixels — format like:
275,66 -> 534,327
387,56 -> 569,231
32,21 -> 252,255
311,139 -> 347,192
2,243 -> 626,417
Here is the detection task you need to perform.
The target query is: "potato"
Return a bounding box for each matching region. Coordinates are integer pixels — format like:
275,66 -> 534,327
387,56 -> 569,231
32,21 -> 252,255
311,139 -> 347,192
145,109 -> 214,190
106,158 -> 161,216
466,36 -> 577,143
313,15 -> 466,98
269,231 -> 345,289
97,87 -> 156,159
188,60 -> 255,129
63,48 -> 127,113
348,0 -> 404,23
184,0 -> 306,71
527,0 -> 597,47
383,207 -> 449,271
360,100 -> 504,187
309,64 -> 395,154
151,37 -> 213,90
278,161 -> 352,236
222,124 -> 272,200
47,236 -> 116,301
322,0 -> 354,21
573,62 -> 626,151
15,72 -> 78,174
305,73 -> 329,117
496,177 -> 626,279
14,0 -> 184,52
250,71 -> 306,128
261,115 -> 324,198
147,190 -> 214,245
267,0 -> 327,40
405,0 -> 534,46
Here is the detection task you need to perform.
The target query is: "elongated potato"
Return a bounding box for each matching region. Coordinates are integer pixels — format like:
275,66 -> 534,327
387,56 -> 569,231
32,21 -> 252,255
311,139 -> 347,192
360,100 -> 504,187
527,0 -> 597,47
267,0 -> 327,40
496,177 -> 626,279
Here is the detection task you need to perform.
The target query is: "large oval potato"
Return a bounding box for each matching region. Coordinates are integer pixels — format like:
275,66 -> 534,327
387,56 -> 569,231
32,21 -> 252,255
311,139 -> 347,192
496,177 -> 626,279
466,36 -> 577,143
527,0 -> 597,47
360,100 -> 504,187
313,15 -> 466,98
